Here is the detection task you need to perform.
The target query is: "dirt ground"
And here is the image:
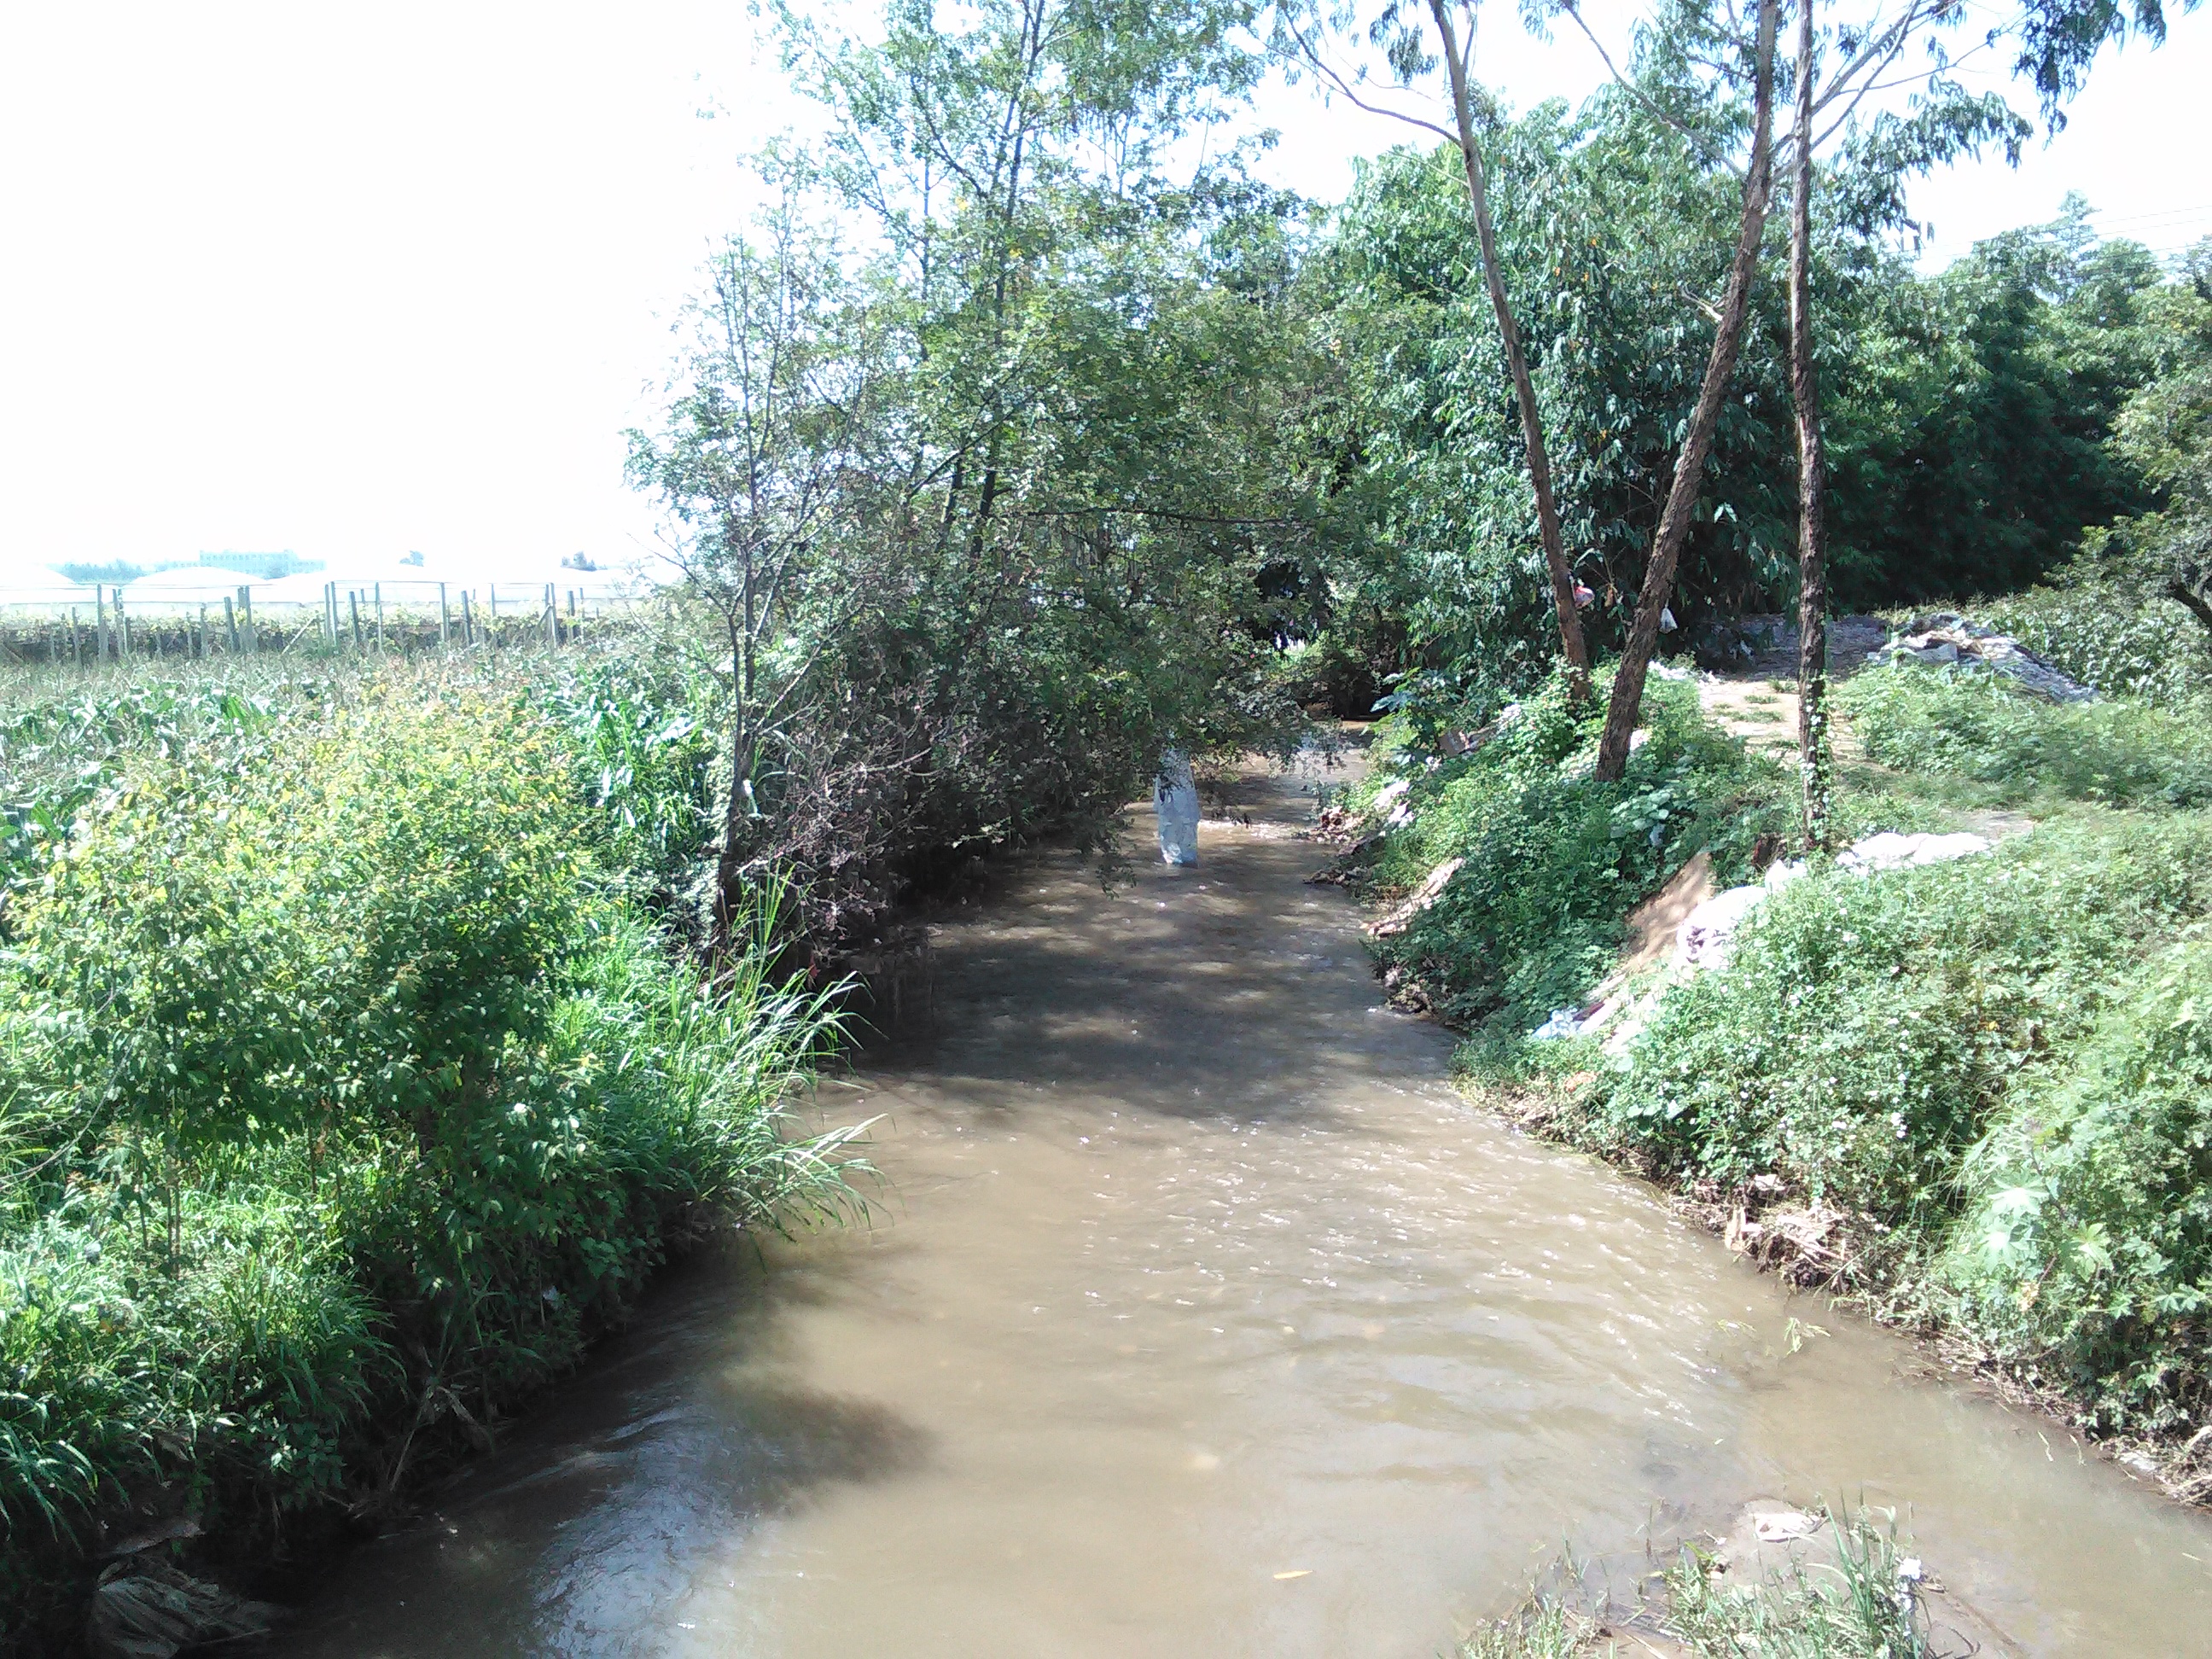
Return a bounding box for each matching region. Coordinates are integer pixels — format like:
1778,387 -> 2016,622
1690,614 -> 2035,842
1687,613 -> 1889,759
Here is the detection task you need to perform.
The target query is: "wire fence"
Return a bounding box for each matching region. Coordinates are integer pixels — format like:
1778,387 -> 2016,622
0,579 -> 656,667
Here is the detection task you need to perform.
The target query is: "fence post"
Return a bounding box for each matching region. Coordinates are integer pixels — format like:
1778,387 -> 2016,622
237,586 -> 257,655
118,594 -> 131,660
349,590 -> 364,654
95,586 -> 108,662
224,595 -> 239,653
198,603 -> 208,660
374,583 -> 385,652
439,582 -> 450,649
462,590 -> 475,646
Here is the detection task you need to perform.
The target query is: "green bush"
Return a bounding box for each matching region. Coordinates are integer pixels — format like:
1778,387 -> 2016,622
0,683 -> 860,1646
1975,568 -> 2212,709
1590,814 -> 2212,1223
1839,663 -> 2212,808
1941,934 -> 2212,1440
530,653 -> 720,900
1365,668 -> 1787,1028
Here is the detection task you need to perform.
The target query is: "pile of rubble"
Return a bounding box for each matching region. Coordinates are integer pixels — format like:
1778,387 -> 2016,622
1866,613 -> 2094,702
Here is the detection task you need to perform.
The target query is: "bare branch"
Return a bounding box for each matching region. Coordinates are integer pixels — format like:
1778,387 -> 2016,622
1277,14 -> 1463,146
1559,0 -> 1746,177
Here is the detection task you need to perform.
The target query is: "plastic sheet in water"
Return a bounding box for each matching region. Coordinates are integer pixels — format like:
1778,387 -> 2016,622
1154,750 -> 1198,865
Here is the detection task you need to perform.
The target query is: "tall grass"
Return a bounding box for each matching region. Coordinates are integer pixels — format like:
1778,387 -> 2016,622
1939,933 -> 2212,1445
1841,664 -> 2212,808
1359,666 -> 1788,1031
1974,569 -> 2212,709
1659,1509 -> 1927,1658
1584,813 -> 2212,1221
0,658 -> 865,1651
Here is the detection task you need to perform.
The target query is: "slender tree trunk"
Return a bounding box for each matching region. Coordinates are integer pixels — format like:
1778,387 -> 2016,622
1429,0 -> 1590,697
713,595 -> 751,960
1788,0 -> 1832,848
1593,0 -> 1779,781
971,9 -> 1039,562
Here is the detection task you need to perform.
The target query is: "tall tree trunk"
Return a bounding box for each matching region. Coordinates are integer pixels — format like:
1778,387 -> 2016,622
2167,570 -> 2212,635
712,603 -> 751,961
1788,0 -> 1832,848
1429,0 -> 1590,698
1593,0 -> 1779,782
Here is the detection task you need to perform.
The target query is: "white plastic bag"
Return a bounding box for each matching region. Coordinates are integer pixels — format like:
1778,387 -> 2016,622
1154,749 -> 1199,865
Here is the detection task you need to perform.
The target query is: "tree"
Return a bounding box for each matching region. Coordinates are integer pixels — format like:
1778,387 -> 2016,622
626,196 -> 889,956
633,0 -> 1326,946
1771,0 -> 2024,841
2101,239 -> 2212,632
1786,0 -> 1832,843
1593,0 -> 1779,781
1276,0 -> 1592,695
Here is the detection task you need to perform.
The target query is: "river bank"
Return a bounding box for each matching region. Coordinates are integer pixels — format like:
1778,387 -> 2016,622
1351,640 -> 2212,1515
288,754 -> 2212,1656
0,658 -> 871,1656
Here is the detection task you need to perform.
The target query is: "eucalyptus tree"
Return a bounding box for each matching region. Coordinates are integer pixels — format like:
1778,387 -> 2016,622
1590,0 -> 1779,782
1275,0 -> 1594,695
1766,0 -> 2026,838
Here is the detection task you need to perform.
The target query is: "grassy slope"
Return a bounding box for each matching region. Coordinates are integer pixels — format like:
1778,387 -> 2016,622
1348,645 -> 2212,1496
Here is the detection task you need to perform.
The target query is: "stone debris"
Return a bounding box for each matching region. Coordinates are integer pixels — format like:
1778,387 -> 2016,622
1837,830 -> 1992,873
1866,612 -> 2095,702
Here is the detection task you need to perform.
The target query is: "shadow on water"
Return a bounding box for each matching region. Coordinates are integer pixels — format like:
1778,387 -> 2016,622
862,760 -> 1412,1133
285,1243 -> 933,1658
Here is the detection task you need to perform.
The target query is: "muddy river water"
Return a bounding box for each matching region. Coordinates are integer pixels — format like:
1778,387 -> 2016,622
296,760 -> 2212,1656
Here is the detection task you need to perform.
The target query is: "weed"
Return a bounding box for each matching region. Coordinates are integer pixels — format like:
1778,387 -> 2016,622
1363,667 -> 1789,1029
1456,1508 -> 1930,1659
0,664 -> 865,1647
1841,664 -> 2212,809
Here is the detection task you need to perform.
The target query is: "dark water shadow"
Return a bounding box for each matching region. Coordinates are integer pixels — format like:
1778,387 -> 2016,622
282,1242 -> 933,1658
857,775 -> 1442,1134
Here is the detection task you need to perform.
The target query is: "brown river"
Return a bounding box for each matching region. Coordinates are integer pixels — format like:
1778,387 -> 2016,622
294,759 -> 2212,1656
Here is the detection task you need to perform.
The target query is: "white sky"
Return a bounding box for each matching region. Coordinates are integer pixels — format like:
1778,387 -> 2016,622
0,1 -> 2204,586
